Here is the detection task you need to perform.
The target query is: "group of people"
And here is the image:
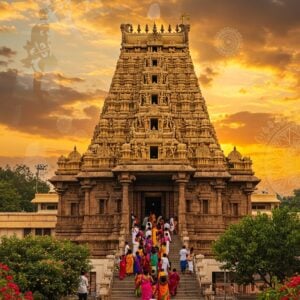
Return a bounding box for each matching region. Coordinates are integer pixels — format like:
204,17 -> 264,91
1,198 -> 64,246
118,212 -> 195,300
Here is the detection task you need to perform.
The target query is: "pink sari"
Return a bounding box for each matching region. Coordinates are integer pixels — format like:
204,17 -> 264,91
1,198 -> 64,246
168,271 -> 180,296
119,256 -> 126,280
141,275 -> 153,300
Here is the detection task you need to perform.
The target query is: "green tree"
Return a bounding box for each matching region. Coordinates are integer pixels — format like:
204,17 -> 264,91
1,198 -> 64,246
0,164 -> 50,212
0,180 -> 22,211
281,189 -> 300,212
0,235 -> 91,299
212,208 -> 300,287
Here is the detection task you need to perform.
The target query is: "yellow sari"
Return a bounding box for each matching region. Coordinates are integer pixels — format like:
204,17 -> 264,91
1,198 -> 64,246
152,227 -> 158,246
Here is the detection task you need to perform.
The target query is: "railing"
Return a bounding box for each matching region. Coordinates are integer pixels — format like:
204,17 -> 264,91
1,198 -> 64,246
98,254 -> 116,300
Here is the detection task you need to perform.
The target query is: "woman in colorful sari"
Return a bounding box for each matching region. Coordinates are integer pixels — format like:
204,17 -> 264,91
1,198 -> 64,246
168,268 -> 180,296
140,270 -> 153,300
152,225 -> 158,247
157,272 -> 170,300
134,251 -> 143,275
150,248 -> 158,275
126,249 -> 134,275
119,255 -> 126,280
134,271 -> 142,297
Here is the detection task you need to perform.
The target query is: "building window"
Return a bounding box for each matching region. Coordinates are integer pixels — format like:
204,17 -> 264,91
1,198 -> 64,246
150,118 -> 158,130
203,200 -> 209,214
152,59 -> 158,66
116,199 -> 122,213
152,46 -> 158,52
151,94 -> 158,105
232,203 -> 239,216
43,228 -> 51,236
41,204 -> 58,210
186,200 -> 192,212
152,75 -> 158,83
71,203 -> 79,216
35,228 -> 43,236
99,199 -> 105,214
23,228 -> 31,237
150,146 -> 158,159
35,228 -> 51,236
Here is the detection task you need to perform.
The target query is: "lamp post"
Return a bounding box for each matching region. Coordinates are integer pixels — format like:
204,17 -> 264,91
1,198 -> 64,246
35,163 -> 47,193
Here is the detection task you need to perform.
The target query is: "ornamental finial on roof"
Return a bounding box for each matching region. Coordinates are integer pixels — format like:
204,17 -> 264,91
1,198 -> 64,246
153,22 -> 157,33
160,24 -> 164,33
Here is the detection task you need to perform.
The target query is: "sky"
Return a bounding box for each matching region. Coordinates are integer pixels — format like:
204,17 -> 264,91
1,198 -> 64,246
0,0 -> 299,196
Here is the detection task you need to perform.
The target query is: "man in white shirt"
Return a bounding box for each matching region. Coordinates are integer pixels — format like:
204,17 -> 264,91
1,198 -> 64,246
78,271 -> 89,300
179,245 -> 188,274
161,253 -> 170,273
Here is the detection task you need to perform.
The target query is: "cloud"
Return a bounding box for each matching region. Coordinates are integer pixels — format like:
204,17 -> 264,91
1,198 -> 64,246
199,67 -> 219,86
0,69 -> 105,139
0,25 -> 16,32
214,111 -> 277,145
0,46 -> 16,58
53,72 -> 85,84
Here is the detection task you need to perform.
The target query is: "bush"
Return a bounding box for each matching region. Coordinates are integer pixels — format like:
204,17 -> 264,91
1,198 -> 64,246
0,262 -> 33,300
0,235 -> 91,299
258,275 -> 300,300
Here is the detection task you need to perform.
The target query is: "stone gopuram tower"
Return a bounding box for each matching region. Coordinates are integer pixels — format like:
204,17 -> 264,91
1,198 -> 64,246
50,23 -> 260,258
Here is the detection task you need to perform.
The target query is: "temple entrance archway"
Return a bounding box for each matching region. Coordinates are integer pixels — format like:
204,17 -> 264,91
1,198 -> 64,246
144,195 -> 162,217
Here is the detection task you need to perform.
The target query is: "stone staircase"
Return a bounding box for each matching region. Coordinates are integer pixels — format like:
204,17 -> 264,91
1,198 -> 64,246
110,234 -> 203,299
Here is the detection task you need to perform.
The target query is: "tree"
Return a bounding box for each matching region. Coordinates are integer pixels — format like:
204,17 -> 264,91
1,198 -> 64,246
0,180 -> 22,211
0,235 -> 91,299
212,208 -> 300,288
0,165 -> 50,212
281,189 -> 300,212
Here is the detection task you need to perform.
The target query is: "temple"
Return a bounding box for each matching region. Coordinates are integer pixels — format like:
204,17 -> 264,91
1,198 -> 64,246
50,23 -> 260,258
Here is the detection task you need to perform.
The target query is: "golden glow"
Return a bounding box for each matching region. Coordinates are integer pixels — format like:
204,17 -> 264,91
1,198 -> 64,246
0,0 -> 299,195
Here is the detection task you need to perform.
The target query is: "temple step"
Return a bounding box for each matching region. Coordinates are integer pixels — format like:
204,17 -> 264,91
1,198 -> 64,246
110,234 -> 204,299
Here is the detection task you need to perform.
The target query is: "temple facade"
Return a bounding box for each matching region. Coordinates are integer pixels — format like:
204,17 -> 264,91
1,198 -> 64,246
50,23 -> 259,258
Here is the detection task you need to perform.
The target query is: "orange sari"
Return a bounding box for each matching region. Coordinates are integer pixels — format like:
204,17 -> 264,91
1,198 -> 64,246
126,254 -> 134,274
157,281 -> 170,300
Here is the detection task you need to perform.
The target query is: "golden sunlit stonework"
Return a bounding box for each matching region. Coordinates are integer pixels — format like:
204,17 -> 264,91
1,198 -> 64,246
50,23 -> 260,258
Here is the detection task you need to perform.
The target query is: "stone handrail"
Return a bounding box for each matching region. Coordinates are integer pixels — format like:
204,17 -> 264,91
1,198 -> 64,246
98,254 -> 115,300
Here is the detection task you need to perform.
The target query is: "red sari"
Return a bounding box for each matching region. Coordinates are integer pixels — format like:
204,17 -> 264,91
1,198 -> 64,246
119,256 -> 126,280
168,271 -> 180,296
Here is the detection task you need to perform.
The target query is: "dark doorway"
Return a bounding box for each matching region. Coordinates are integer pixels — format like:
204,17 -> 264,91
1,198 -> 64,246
145,197 -> 161,217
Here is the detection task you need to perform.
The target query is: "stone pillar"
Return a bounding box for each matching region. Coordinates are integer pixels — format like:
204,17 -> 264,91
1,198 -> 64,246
173,172 -> 190,237
121,181 -> 129,233
247,192 -> 252,215
81,180 -> 93,223
84,188 -> 91,215
119,173 -> 136,235
55,184 -> 66,217
178,181 -> 186,232
216,189 -> 222,215
214,181 -> 225,216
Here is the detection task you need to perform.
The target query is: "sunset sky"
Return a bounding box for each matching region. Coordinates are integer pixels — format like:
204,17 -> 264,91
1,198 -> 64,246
0,0 -> 299,196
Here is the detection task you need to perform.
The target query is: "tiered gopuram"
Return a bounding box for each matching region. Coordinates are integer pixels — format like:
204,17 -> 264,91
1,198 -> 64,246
50,23 -> 260,257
